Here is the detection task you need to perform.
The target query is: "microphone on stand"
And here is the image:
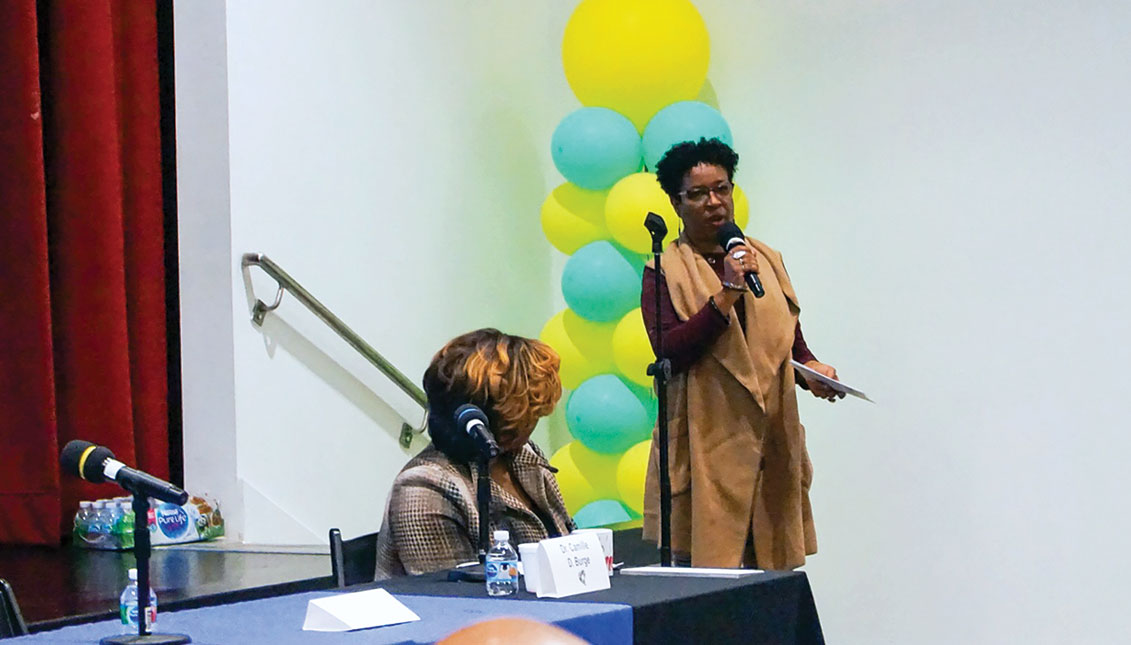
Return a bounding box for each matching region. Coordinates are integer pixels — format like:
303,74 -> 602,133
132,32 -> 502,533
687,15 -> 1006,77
644,211 -> 674,566
448,404 -> 497,582
455,404 -> 500,458
60,440 -> 188,505
59,440 -> 192,644
716,221 -> 765,298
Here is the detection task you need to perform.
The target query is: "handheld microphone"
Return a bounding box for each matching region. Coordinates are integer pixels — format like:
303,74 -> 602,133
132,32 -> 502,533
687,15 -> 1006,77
716,221 -> 765,298
454,404 -> 500,458
60,440 -> 189,505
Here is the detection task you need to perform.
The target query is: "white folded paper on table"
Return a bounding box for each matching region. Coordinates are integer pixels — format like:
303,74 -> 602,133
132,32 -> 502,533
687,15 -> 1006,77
790,360 -> 874,403
302,588 -> 420,632
572,528 -> 614,574
535,533 -> 611,598
619,565 -> 764,579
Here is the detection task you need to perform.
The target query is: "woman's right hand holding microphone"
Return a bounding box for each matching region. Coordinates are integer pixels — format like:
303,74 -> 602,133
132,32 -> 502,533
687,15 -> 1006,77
714,244 -> 756,312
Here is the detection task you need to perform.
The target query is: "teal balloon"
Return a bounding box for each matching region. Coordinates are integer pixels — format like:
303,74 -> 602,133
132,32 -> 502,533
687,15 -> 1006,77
562,241 -> 644,323
626,381 -> 658,428
552,107 -> 643,190
566,374 -> 653,454
573,499 -> 633,529
642,101 -> 734,170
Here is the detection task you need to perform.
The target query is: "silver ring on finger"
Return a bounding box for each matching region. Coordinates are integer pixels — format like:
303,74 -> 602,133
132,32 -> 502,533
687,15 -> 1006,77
732,250 -> 747,260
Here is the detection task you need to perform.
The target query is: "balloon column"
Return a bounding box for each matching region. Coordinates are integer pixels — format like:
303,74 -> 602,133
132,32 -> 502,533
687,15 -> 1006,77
540,0 -> 747,529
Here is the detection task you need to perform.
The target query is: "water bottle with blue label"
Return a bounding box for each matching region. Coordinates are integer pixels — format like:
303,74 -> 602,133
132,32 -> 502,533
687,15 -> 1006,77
119,568 -> 157,632
90,501 -> 112,548
485,530 -> 518,596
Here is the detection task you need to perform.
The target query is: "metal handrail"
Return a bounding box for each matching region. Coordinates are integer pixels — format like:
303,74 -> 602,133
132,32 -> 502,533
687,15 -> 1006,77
241,253 -> 426,448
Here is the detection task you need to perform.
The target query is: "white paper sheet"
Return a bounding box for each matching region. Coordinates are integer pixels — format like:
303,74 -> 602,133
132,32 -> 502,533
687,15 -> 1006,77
302,588 -> 420,632
619,565 -> 765,579
790,360 -> 874,403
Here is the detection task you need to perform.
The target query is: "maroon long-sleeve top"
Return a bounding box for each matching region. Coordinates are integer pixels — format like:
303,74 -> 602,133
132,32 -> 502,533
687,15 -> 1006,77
641,251 -> 817,376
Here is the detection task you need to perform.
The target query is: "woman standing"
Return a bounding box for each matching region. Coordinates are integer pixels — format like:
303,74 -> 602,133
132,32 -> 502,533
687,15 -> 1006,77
641,138 -> 841,570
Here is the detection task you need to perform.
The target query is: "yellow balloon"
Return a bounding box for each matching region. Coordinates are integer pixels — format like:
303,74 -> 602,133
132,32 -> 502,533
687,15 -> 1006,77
562,0 -> 710,131
550,440 -> 622,515
540,183 -> 610,255
539,309 -> 617,390
733,182 -> 750,230
616,439 -> 652,515
612,308 -> 654,388
605,172 -> 679,254
606,517 -> 644,530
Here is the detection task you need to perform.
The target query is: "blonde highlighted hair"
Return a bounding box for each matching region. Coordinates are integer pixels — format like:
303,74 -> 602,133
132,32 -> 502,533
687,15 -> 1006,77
423,329 -> 561,456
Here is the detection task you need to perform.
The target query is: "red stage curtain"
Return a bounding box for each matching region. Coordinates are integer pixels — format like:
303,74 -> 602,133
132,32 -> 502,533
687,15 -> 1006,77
0,0 -> 170,544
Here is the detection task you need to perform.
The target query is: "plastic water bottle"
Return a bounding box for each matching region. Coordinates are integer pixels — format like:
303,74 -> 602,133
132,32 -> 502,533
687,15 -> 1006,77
114,501 -> 135,550
73,501 -> 93,544
119,568 -> 157,632
90,501 -> 111,548
106,502 -> 122,549
485,530 -> 518,596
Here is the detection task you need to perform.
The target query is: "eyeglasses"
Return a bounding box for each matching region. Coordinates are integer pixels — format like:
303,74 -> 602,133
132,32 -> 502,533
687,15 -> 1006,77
679,181 -> 733,204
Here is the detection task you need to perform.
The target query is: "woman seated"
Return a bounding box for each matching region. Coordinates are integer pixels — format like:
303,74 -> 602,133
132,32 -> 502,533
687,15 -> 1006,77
374,328 -> 574,578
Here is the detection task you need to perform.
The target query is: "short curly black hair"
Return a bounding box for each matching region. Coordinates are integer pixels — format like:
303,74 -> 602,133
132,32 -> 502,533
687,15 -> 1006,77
654,138 -> 739,199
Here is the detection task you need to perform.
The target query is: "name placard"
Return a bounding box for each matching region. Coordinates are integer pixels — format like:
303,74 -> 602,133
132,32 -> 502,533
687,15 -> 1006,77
535,533 -> 611,598
302,588 -> 420,632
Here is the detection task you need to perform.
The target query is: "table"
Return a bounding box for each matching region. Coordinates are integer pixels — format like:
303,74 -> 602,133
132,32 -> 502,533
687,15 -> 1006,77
13,590 -> 631,644
371,569 -> 824,645
0,542 -> 329,626
16,569 -> 823,644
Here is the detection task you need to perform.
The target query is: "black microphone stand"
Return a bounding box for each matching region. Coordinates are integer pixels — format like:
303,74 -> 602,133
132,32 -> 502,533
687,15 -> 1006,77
644,212 -> 673,567
100,494 -> 190,644
448,435 -> 499,583
476,453 -> 491,566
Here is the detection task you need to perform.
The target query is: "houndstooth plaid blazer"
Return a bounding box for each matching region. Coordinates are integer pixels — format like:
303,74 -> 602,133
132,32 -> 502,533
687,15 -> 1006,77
374,442 -> 574,579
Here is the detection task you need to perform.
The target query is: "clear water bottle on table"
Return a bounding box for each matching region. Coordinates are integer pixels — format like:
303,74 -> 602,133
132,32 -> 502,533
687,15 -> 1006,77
119,568 -> 157,632
485,529 -> 518,596
90,501 -> 111,548
73,501 -> 93,544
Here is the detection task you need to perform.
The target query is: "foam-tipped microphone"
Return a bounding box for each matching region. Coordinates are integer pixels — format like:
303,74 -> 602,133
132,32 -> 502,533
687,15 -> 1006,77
715,221 -> 745,251
60,439 -> 189,505
455,403 -> 488,428
455,403 -> 499,458
715,221 -> 765,298
60,439 -> 116,483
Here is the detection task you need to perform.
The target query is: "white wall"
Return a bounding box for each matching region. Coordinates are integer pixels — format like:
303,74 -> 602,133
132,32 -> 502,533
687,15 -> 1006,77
177,0 -> 1131,642
174,0 -> 243,541
178,1 -> 576,545
697,0 -> 1131,642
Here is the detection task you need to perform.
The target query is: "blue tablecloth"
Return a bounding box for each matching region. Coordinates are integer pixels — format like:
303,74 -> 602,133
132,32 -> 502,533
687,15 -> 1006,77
15,590 -> 633,644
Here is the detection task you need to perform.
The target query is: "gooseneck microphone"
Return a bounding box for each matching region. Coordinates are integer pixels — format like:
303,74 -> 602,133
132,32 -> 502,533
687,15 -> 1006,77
716,221 -> 765,298
454,404 -> 500,459
60,440 -> 189,505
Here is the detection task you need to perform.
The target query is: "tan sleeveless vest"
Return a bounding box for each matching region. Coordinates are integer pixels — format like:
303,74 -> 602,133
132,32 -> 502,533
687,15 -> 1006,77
642,237 -> 817,569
